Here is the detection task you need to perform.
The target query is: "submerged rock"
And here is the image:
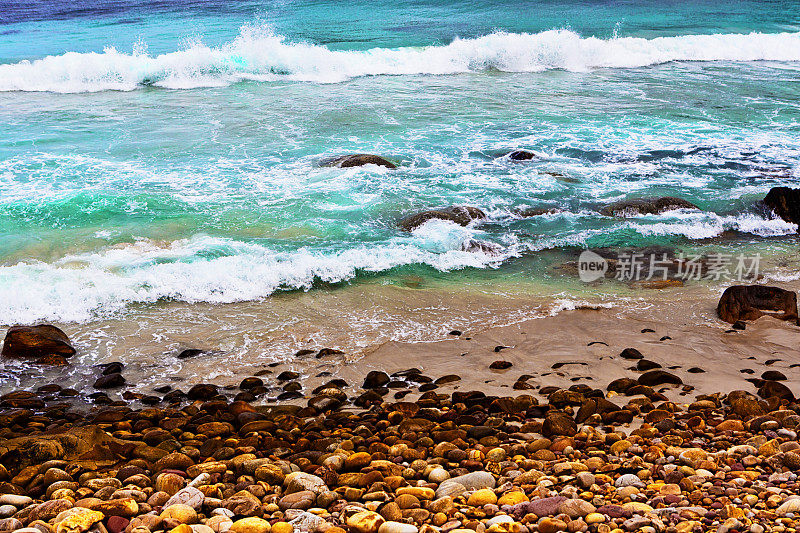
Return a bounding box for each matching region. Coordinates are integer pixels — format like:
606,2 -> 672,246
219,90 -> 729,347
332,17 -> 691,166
599,197 -> 698,217
320,154 -> 396,169
717,285 -> 798,325
399,206 -> 486,231
1,325 -> 76,362
764,186 -> 800,228
506,150 -> 537,161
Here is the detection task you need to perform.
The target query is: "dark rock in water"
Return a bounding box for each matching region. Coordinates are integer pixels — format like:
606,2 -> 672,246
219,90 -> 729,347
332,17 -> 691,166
294,349 -> 315,356
399,206 -> 486,231
1,324 -> 76,360
638,370 -> 682,386
153,385 -> 172,393
641,328 -> 655,333
449,330 -> 462,336
619,348 -> 643,360
283,381 -> 302,392
599,197 -> 699,217
758,380 -> 795,401
732,320 -> 746,330
607,378 -> 639,393
489,360 -> 512,370
763,187 -> 800,228
240,377 -> 264,390
542,411 -> 577,438
102,361 -> 124,375
515,207 -> 561,217
717,285 -> 798,325
94,373 -> 126,389
316,348 -> 344,358
687,367 -> 706,373
762,370 -> 787,381
177,349 -> 204,359
363,370 -> 390,389
435,374 -> 461,384
507,150 -> 537,161
636,359 -> 662,371
278,371 -> 300,381
320,154 -> 396,169
187,383 -> 218,400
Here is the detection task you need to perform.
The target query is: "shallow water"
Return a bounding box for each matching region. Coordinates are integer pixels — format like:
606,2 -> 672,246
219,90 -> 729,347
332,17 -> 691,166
1,0 -> 800,386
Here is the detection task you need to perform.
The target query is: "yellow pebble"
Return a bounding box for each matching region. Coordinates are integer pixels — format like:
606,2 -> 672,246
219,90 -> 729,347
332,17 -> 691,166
467,489 -> 498,506
585,513 -> 605,524
497,491 -> 528,506
271,523 -> 292,533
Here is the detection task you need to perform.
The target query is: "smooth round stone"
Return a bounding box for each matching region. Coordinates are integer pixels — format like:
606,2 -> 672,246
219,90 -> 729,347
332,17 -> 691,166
585,513 -> 605,524
0,506 -> 16,518
485,515 -> 514,527
428,469 -> 450,483
497,492 -> 528,506
615,474 -> 641,487
378,522 -> 418,533
0,495 -> 32,507
467,489 -> 497,506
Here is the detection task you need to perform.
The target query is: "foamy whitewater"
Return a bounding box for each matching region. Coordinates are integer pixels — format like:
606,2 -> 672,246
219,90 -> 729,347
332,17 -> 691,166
2,27 -> 800,92
1,0 -> 800,326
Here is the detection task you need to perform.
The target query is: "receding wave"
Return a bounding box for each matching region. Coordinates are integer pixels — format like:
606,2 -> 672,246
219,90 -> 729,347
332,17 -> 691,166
2,26 -> 800,92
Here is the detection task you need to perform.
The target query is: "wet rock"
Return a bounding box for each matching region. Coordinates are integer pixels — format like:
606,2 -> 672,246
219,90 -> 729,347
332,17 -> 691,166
638,370 -> 682,386
177,349 -> 204,359
717,285 -> 798,324
187,384 -> 218,400
489,360 -> 512,370
619,348 -> 643,360
321,154 -> 396,169
636,359 -> 661,371
758,380 -> 795,401
542,411 -> 577,438
600,197 -> 699,217
363,371 -> 390,389
507,150 -> 537,161
1,325 -> 76,360
399,206 -> 486,231
764,186 -> 800,227
94,373 -> 126,389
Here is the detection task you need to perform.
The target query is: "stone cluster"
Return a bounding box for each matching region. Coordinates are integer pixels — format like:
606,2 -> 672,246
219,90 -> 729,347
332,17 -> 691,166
2,371 -> 800,533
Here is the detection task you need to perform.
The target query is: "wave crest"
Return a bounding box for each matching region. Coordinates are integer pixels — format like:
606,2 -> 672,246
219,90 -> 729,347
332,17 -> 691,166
2,27 -> 800,92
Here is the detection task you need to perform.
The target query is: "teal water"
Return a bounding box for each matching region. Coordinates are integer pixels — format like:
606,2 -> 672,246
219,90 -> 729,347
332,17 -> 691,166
1,0 -> 800,325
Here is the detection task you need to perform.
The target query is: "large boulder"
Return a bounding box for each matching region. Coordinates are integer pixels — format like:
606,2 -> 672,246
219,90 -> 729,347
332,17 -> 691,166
599,197 -> 698,217
2,325 -> 75,362
320,154 -> 396,169
399,206 -> 486,231
764,187 -> 800,228
717,285 -> 798,325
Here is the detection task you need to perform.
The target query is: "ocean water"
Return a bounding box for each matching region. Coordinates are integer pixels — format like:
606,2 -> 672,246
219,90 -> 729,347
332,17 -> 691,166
1,0 -> 800,329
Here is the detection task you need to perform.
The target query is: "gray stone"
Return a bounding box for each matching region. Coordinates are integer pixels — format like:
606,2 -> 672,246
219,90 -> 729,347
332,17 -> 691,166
615,474 -> 642,488
164,486 -> 205,510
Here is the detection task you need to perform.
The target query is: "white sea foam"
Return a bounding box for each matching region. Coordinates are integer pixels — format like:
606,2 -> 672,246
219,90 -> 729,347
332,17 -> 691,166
624,212 -> 798,239
0,233 -> 507,325
2,26 -> 800,92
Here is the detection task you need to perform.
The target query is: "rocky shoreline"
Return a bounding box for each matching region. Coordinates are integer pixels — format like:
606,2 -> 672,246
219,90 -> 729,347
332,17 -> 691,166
3,349 -> 800,533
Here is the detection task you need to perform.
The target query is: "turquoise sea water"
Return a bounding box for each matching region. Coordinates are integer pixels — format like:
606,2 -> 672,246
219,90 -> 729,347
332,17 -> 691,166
1,0 -> 800,325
